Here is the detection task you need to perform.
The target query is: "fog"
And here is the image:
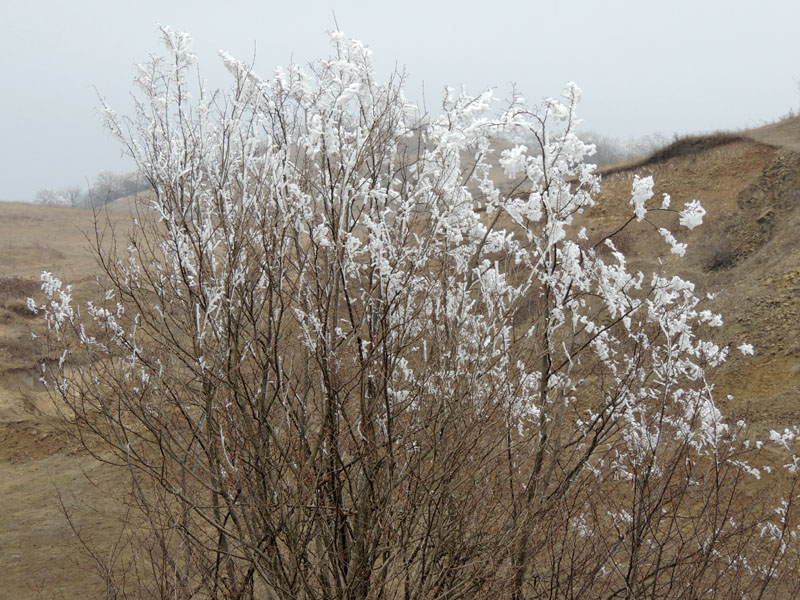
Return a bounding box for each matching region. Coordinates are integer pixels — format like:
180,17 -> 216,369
2,0 -> 798,202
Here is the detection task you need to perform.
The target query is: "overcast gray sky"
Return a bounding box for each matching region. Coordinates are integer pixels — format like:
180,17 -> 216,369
2,0 -> 798,202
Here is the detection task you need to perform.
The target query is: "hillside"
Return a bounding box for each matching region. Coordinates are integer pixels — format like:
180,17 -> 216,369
745,114 -> 800,151
594,127 -> 800,434
2,118 -> 800,597
0,203 -> 143,597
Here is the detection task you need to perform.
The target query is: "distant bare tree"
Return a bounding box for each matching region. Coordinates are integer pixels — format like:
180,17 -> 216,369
578,130 -> 668,167
34,187 -> 72,206
85,171 -> 149,206
34,173 -> 150,208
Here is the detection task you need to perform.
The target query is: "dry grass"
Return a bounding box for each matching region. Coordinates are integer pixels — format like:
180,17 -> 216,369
0,201 -> 135,599
3,127 -> 800,596
600,132 -> 753,176
744,113 -> 800,152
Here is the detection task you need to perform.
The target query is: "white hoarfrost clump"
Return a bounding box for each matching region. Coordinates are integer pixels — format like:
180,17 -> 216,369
679,198 -> 707,230
32,27 -> 800,598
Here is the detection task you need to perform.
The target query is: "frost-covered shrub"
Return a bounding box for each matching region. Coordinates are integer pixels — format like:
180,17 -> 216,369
33,27 -> 800,600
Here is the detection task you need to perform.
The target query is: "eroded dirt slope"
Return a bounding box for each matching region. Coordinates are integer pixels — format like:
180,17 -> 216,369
595,125 -> 800,435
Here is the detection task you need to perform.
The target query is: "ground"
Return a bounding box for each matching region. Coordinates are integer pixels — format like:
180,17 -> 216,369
2,118 -> 800,597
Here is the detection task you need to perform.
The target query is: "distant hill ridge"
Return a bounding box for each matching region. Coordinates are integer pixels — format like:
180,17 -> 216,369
598,113 -> 800,177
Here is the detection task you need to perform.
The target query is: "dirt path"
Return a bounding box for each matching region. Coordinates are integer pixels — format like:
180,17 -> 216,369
743,115 -> 800,152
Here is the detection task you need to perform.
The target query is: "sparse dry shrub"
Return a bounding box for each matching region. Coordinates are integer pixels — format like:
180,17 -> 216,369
0,333 -> 35,356
0,277 -> 40,305
6,301 -> 37,318
578,130 -> 667,168
643,133 -> 748,165
601,132 -> 750,177
700,234 -> 739,271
